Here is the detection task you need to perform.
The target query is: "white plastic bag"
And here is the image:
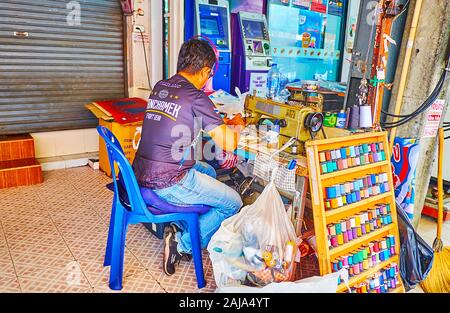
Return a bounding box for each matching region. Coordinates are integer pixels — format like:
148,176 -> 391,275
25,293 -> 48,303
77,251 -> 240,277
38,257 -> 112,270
208,180 -> 298,287
216,269 -> 350,293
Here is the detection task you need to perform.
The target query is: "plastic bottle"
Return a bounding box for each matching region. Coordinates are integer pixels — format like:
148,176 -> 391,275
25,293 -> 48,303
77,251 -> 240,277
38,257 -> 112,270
336,110 -> 347,129
266,63 -> 281,99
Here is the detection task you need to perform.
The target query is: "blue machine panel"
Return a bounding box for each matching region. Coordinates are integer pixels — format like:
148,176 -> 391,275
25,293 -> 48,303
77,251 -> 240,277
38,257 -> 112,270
196,1 -> 232,93
198,4 -> 230,51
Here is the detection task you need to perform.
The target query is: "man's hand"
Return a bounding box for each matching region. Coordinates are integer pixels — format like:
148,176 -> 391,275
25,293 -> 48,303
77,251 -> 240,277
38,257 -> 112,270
208,124 -> 242,152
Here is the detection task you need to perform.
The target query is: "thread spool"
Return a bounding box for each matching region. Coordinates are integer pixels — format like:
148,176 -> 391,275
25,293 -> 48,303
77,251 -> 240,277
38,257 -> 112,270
337,234 -> 344,245
342,158 -> 348,169
360,155 -> 366,165
359,105 -> 373,128
352,228 -> 358,239
326,162 -> 334,173
388,235 -> 395,247
342,256 -> 349,267
335,223 -> 342,235
331,150 -> 337,160
331,236 -> 338,247
340,184 -> 346,195
326,187 -> 337,199
372,254 -> 377,264
329,224 -> 336,236
347,229 -> 353,241
319,152 -> 326,162
341,221 -> 347,233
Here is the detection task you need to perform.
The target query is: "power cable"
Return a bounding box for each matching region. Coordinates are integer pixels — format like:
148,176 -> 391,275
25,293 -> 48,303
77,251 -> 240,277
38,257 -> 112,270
138,28 -> 152,91
381,55 -> 450,129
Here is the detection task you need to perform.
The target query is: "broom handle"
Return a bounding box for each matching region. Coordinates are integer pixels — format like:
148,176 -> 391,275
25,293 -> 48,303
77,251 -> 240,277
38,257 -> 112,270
437,128 -> 444,240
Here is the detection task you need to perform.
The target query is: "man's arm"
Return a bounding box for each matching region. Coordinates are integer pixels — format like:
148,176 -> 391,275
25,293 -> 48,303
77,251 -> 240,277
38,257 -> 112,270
208,124 -> 242,152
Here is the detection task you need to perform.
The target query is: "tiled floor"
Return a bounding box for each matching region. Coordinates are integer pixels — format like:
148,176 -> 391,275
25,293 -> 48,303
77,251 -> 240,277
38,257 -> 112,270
0,166 -> 449,293
0,167 -> 216,293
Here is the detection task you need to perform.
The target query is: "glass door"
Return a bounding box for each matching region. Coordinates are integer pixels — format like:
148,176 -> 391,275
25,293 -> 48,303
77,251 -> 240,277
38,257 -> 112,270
267,0 -> 347,83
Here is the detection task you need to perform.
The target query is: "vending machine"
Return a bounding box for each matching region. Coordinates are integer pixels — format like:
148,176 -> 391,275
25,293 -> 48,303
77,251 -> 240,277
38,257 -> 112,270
231,11 -> 273,97
188,0 -> 232,93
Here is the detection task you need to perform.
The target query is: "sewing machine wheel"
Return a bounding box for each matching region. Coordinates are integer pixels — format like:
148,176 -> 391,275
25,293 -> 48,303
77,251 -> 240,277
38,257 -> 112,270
304,112 -> 324,139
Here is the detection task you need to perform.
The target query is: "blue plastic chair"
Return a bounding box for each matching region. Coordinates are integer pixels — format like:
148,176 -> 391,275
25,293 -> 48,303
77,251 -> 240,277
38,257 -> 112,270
97,126 -> 211,290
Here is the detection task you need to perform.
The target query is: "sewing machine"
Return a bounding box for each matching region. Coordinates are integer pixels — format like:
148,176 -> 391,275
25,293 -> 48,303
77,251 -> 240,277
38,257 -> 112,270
244,94 -> 324,154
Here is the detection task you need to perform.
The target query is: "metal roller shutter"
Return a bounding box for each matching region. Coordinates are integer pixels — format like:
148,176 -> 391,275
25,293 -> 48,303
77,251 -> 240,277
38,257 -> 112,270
0,0 -> 125,135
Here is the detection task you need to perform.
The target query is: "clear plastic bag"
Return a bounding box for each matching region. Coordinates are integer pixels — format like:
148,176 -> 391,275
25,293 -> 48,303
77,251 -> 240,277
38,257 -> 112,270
208,180 -> 298,288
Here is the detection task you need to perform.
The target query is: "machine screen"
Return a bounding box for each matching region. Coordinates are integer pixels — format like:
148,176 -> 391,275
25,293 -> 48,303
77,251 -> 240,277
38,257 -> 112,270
242,20 -> 265,40
200,17 -> 220,36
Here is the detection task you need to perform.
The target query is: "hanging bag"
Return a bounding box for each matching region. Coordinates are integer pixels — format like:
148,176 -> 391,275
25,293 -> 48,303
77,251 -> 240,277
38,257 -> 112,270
396,202 -> 434,291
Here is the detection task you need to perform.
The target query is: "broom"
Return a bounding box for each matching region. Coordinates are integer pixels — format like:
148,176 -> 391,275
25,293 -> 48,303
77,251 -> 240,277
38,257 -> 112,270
421,127 -> 450,293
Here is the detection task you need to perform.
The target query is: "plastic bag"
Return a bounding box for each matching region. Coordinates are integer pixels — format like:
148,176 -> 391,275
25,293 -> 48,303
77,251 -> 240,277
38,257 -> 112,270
396,202 -> 434,291
208,180 -> 298,288
216,269 -> 349,293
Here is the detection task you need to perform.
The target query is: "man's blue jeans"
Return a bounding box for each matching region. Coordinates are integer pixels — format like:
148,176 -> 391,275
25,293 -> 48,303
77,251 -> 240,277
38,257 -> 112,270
150,161 -> 242,254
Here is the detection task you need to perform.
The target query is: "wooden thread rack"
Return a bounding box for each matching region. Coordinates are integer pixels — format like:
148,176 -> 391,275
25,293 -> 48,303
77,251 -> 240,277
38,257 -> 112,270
305,131 -> 404,293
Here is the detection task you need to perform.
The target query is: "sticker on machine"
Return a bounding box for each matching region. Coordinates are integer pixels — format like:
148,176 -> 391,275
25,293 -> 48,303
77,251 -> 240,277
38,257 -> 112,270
422,99 -> 445,138
249,73 -> 268,98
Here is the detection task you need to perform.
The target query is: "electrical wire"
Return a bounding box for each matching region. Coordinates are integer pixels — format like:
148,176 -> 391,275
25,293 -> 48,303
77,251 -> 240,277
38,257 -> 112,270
138,28 -> 152,91
382,71 -> 446,119
381,55 -> 450,129
381,78 -> 445,128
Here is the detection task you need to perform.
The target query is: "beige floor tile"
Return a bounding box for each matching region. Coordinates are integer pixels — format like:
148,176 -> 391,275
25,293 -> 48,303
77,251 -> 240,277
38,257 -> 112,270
0,273 -> 21,293
0,248 -> 16,276
127,224 -> 155,242
0,226 -> 7,251
93,270 -> 165,293
8,237 -> 69,260
54,215 -> 106,238
1,216 -> 53,233
126,235 -> 164,271
0,204 -> 48,220
18,264 -> 93,293
66,237 -> 108,261
5,225 -> 62,249
78,251 -> 146,289
50,208 -> 102,223
12,248 -> 76,277
59,219 -> 108,242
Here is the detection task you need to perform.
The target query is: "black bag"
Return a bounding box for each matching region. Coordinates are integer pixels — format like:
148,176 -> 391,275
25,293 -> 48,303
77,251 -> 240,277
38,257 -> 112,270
397,202 -> 434,291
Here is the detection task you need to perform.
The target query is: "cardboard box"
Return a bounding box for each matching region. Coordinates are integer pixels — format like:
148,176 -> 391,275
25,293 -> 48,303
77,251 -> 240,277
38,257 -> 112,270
85,102 -> 143,177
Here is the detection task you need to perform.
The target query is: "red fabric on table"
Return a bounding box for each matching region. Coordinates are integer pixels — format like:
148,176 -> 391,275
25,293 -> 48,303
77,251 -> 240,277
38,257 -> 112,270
94,98 -> 147,124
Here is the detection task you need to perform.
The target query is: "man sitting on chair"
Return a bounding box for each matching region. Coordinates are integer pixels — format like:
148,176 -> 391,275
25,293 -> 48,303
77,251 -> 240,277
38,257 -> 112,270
132,39 -> 243,276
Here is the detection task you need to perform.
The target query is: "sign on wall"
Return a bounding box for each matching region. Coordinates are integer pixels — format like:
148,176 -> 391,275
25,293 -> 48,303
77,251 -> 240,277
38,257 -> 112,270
422,99 -> 445,138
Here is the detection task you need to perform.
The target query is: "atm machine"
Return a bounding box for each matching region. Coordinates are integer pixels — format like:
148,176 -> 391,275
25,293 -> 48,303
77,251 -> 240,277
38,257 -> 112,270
231,12 -> 273,97
194,0 -> 232,93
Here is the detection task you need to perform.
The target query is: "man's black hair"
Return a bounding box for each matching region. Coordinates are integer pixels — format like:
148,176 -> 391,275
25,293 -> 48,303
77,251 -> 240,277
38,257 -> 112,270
177,39 -> 216,74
